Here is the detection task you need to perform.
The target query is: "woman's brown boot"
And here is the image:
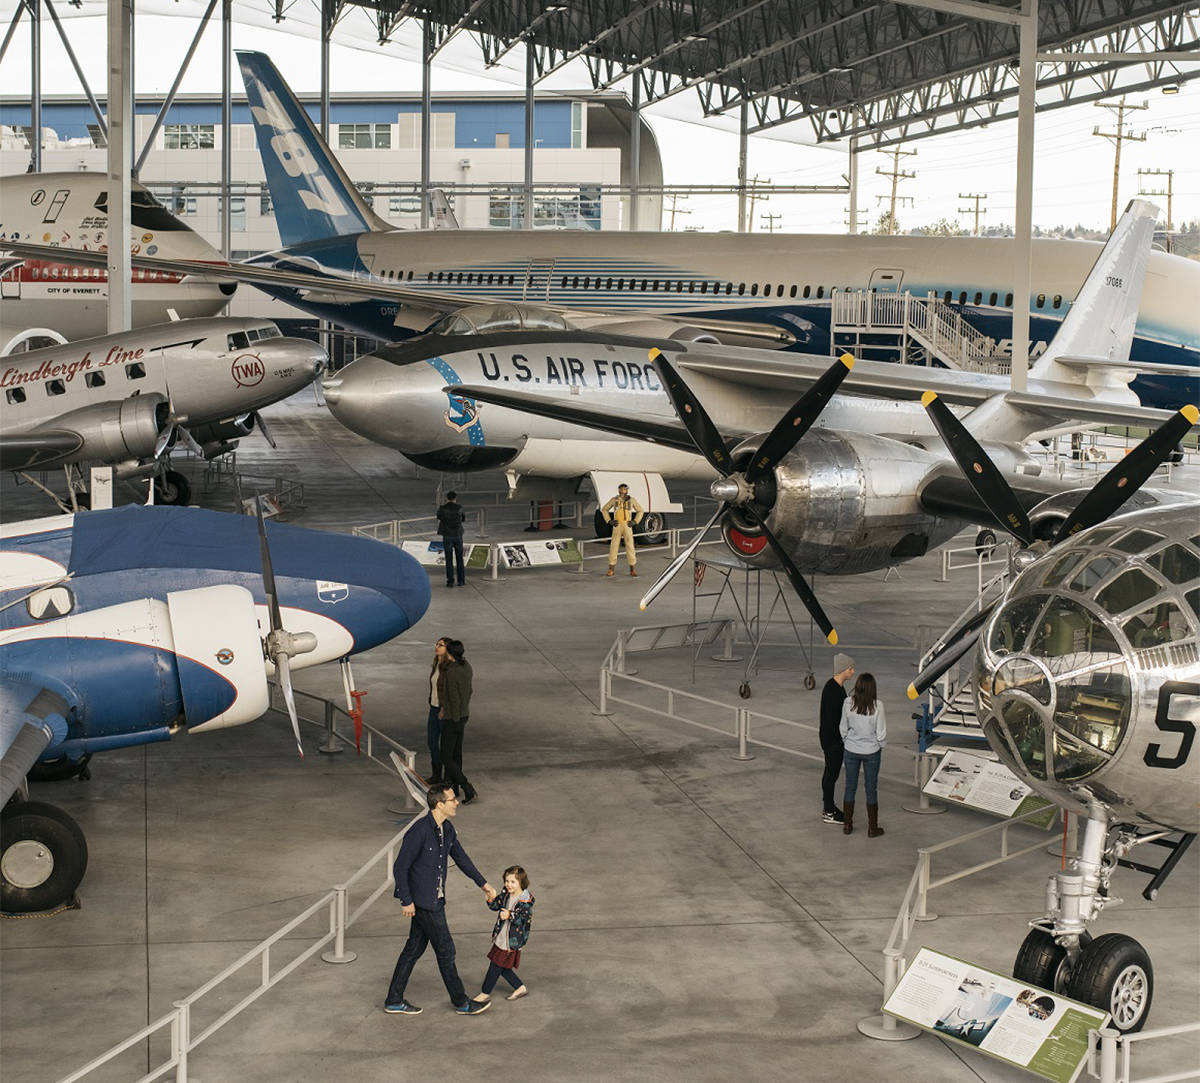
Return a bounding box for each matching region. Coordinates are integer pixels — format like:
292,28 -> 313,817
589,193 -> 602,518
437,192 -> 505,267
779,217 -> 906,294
867,804 -> 884,837
842,801 -> 855,834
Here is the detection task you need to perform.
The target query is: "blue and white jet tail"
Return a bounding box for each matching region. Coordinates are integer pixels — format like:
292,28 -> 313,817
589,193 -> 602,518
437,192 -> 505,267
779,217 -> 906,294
236,51 -> 391,247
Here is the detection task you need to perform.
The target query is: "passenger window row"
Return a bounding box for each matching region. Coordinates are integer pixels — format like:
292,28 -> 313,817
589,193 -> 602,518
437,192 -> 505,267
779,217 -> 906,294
5,361 -> 144,406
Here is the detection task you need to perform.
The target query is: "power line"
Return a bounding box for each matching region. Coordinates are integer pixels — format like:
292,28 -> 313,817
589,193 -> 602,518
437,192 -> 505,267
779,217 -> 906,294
875,147 -> 916,234
957,192 -> 988,236
1093,97 -> 1148,230
666,193 -> 692,231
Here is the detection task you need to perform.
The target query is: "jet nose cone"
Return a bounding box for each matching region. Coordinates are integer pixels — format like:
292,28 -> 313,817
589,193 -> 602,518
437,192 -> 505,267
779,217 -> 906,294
262,338 -> 328,381
324,352 -> 446,450
321,375 -> 343,405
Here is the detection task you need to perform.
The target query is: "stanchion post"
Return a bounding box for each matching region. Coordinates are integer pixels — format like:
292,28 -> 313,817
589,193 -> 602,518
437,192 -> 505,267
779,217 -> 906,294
856,948 -> 921,1041
490,544 -> 499,581
318,699 -> 341,754
477,507 -> 489,539
732,707 -> 755,761
592,666 -> 614,717
903,751 -> 946,815
322,886 -> 358,964
1097,1027 -> 1119,1083
712,619 -> 744,663
174,1000 -> 192,1082
914,850 -> 938,921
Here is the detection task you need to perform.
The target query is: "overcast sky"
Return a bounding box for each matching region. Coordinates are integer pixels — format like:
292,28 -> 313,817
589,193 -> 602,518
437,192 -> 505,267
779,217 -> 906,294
2,4 -> 1197,237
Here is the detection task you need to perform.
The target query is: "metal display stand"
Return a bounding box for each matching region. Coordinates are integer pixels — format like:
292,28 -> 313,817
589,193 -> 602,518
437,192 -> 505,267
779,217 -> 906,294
691,552 -> 816,697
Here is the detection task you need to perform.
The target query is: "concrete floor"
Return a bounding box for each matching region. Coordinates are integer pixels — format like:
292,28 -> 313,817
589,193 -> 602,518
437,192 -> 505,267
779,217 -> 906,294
2,394 -> 1197,1083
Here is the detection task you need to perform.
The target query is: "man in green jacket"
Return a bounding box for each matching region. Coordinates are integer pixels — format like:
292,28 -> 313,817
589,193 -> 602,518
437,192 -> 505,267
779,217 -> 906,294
438,639 -> 477,804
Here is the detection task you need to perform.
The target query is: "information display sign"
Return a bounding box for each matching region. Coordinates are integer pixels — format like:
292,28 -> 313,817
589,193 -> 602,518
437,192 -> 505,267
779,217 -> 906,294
924,750 -> 1057,827
884,948 -> 1107,1083
497,539 -> 582,568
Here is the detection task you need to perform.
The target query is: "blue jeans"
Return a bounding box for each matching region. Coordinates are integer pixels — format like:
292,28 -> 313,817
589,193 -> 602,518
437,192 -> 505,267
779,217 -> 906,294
843,749 -> 881,805
427,706 -> 442,778
386,900 -> 468,1007
482,961 -> 522,994
443,535 -> 465,585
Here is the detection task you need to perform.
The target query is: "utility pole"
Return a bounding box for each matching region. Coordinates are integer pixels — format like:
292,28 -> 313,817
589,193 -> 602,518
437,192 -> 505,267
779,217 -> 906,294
666,193 -> 692,231
746,174 -> 770,233
875,148 -> 916,234
958,192 -> 988,236
844,210 -> 868,232
1093,97 -> 1148,230
1138,168 -> 1174,252
761,212 -> 782,233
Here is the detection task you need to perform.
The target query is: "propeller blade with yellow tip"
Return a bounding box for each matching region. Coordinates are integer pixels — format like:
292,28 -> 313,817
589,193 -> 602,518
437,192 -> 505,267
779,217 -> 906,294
743,352 -> 857,485
1052,404 -> 1200,544
906,603 -> 996,701
649,347 -> 736,477
922,389 -> 1035,547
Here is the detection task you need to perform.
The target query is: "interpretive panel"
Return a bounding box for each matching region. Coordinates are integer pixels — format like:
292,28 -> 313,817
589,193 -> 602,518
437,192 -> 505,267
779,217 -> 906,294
884,948 -> 1107,1083
924,750 -> 1056,827
497,539 -> 582,568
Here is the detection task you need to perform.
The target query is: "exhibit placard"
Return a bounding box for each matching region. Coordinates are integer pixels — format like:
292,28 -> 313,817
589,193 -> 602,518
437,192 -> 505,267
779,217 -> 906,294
400,540 -> 490,569
884,948 -> 1107,1083
497,539 -> 582,568
924,750 -> 1056,827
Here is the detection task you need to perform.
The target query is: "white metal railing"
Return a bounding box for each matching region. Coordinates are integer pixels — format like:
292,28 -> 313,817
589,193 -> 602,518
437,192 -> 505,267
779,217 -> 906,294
596,625 -> 911,785
857,802 -> 1064,1041
57,816 -> 421,1083
354,499 -> 588,543
1086,1021 -> 1200,1083
938,539 -> 1013,586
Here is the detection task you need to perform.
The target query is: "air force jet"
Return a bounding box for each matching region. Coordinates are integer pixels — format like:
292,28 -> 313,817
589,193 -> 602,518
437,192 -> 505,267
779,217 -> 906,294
1,317 -> 326,506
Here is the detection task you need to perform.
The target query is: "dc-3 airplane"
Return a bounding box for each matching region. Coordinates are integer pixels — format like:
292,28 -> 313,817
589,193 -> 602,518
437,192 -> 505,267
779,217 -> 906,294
1,316 -> 326,508
326,203 -> 1182,591
906,393 -> 1199,1034
0,503 -> 432,914
4,54 -> 1198,409
0,173 -> 234,350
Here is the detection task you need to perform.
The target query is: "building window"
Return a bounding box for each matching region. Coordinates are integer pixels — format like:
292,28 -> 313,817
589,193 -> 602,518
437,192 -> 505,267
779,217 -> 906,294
337,123 -> 391,149
389,195 -> 422,217
571,102 -> 584,148
489,187 -> 520,229
164,124 -> 215,150
260,191 -> 273,216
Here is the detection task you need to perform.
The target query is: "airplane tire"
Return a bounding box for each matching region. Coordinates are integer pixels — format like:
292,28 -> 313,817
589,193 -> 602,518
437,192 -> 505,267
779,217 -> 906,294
1,801 -> 88,914
155,470 -> 192,506
974,529 -> 998,557
638,512 -> 668,546
1068,933 -> 1154,1033
1013,928 -> 1090,992
27,754 -> 92,783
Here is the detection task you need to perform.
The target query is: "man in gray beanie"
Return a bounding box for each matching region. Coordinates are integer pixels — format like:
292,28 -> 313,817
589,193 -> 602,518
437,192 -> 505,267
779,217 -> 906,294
819,652 -> 855,824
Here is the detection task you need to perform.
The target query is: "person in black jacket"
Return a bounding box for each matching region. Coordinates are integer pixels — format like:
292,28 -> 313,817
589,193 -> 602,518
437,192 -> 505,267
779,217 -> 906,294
436,491 -> 466,588
819,652 -> 855,825
384,784 -> 495,1016
439,638 -> 477,804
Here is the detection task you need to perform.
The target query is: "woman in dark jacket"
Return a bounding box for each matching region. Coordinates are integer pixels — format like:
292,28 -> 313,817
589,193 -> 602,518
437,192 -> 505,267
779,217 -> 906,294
439,639 -> 477,803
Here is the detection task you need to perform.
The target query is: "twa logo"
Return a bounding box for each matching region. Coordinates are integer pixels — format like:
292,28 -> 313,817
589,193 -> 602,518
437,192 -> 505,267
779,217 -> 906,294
232,354 -> 265,388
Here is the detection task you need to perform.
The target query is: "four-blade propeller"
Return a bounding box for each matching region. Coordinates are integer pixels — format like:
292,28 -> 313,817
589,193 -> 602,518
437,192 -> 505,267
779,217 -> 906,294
638,348 -> 856,646
907,400 -> 1198,700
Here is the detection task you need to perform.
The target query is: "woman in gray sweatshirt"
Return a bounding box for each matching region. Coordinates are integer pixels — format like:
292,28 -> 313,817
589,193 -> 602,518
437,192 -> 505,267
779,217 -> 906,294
839,672 -> 886,838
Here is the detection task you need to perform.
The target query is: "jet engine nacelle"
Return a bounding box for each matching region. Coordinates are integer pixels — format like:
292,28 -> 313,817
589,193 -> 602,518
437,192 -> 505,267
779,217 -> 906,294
723,430 -> 960,576
34,392 -> 169,465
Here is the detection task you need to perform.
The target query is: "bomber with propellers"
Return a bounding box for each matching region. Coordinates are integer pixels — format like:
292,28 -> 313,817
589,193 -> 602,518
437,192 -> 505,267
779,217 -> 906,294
0,503 -> 430,914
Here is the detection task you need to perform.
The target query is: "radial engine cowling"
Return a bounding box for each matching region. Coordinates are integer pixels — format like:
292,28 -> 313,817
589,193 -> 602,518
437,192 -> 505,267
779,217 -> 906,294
32,392 -> 169,466
723,430 -> 960,576
187,413 -> 256,447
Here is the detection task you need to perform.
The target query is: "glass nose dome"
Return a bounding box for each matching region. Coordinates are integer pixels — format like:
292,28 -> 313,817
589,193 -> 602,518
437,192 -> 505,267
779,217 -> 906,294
978,592 -> 1131,784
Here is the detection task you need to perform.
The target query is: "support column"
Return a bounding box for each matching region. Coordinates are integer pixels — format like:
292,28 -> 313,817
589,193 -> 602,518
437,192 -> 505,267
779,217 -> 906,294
420,18 -> 431,229
523,44 -> 535,230
1011,0 -> 1038,394
737,102 -> 749,233
848,132 -> 859,235
128,0 -> 135,172
629,78 -> 640,231
220,0 -> 232,260
29,0 -> 41,172
320,7 -> 331,142
107,0 -> 133,333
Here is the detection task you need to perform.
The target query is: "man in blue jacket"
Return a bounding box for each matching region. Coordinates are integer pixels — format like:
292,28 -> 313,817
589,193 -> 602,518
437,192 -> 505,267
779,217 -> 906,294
385,784 -> 495,1016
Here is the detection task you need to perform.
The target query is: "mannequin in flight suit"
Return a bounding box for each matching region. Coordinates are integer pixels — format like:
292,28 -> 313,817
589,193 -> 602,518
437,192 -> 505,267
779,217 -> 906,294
601,483 -> 645,578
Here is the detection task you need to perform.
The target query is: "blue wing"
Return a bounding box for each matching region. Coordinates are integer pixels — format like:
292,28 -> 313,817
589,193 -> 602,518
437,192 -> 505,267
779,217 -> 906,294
1,679 -> 74,804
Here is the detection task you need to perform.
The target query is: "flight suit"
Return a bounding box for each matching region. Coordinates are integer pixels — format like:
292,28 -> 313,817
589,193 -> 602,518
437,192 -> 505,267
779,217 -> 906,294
602,493 -> 645,576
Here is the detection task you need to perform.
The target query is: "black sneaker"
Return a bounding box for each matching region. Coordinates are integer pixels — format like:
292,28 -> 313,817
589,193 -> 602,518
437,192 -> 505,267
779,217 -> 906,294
822,809 -> 845,824
455,999 -> 491,1015
384,1000 -> 422,1015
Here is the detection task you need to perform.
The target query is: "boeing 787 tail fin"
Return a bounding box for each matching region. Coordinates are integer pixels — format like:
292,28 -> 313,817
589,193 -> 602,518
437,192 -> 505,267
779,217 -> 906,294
236,51 -> 392,246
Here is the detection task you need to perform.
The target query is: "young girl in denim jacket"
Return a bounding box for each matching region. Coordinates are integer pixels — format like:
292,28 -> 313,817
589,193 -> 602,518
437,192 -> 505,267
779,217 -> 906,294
480,865 -> 534,1001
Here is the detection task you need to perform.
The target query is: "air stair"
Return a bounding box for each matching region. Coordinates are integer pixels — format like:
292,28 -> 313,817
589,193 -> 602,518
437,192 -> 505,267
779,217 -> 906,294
831,289 -> 1012,374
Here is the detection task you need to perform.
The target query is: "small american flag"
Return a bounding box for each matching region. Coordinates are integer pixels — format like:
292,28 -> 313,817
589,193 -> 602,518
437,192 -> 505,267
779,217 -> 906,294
694,561 -> 706,588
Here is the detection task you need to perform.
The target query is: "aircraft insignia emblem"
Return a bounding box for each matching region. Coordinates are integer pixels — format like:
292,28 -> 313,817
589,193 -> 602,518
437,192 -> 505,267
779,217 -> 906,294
232,354 -> 265,388
215,648 -> 235,665
444,392 -> 479,432
317,580 -> 349,604
31,189 -> 45,206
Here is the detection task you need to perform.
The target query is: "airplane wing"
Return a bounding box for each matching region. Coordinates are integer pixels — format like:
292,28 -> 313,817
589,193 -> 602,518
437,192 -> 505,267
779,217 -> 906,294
0,679 -> 74,805
445,384 -> 724,453
1,431 -> 86,473
0,241 -> 793,346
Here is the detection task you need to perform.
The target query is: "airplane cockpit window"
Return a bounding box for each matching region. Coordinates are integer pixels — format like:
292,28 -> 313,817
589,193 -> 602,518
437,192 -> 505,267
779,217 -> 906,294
1122,601 -> 1191,648
1095,568 -> 1162,616
1111,528 -> 1165,554
1068,553 -> 1122,592
227,332 -> 250,351
1040,551 -> 1084,588
1148,543 -> 1199,585
27,585 -> 74,620
988,593 -> 1048,654
1186,587 -> 1199,618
